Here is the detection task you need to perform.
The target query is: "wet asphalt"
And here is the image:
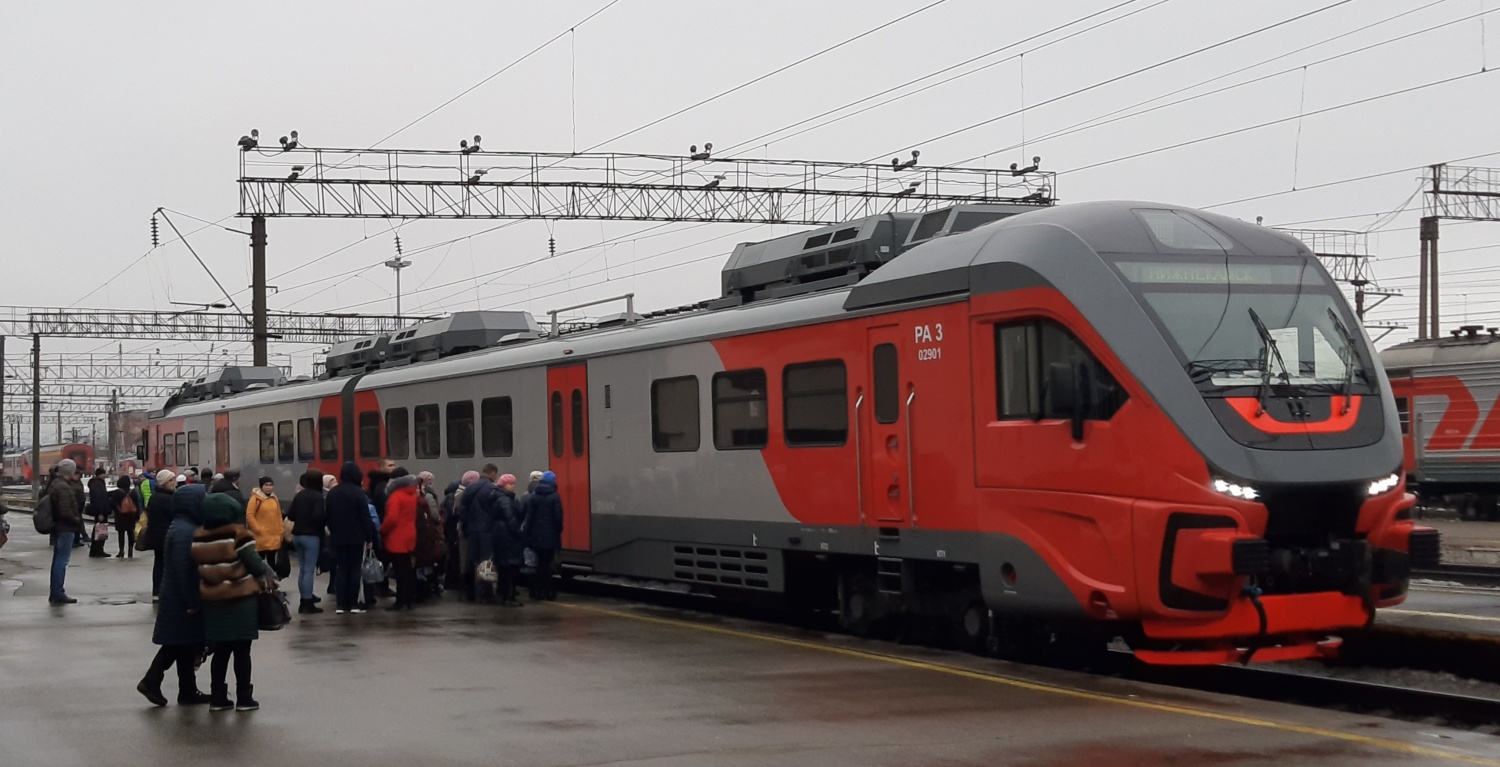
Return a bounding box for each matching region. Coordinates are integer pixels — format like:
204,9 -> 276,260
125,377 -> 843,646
3,524 -> 1499,766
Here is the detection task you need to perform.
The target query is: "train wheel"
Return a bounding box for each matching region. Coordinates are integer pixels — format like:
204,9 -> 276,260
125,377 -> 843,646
1479,495 -> 1500,522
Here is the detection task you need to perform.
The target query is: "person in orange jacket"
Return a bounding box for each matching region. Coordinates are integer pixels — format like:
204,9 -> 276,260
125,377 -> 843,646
244,477 -> 284,575
379,470 -> 419,611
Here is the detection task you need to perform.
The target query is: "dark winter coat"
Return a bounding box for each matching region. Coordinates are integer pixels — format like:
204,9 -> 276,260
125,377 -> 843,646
415,493 -> 440,569
87,476 -> 109,518
327,463 -> 376,547
152,501 -> 205,646
488,487 -> 525,567
198,491 -> 268,644
46,476 -> 86,536
209,478 -> 244,505
172,484 -> 208,527
142,486 -> 176,550
287,486 -> 328,538
109,487 -> 137,530
462,477 -> 497,537
368,473 -> 390,521
440,482 -> 460,542
524,481 -> 564,551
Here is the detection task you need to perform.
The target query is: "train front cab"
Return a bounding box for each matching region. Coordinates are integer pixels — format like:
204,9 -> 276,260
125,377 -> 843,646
955,205 -> 1437,665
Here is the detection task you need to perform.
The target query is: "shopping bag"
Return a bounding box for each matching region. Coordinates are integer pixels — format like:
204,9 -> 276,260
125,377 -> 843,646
476,558 -> 498,584
360,547 -> 385,584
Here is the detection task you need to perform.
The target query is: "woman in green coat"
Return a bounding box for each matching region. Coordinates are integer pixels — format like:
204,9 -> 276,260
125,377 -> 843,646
194,480 -> 275,712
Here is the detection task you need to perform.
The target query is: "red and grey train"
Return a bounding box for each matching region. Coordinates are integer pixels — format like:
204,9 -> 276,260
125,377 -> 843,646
148,201 -> 1435,665
1383,325 -> 1500,519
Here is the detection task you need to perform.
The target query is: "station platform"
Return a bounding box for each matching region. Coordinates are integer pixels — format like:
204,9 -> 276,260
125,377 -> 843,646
3,530 -> 1500,765
1422,518 -> 1500,565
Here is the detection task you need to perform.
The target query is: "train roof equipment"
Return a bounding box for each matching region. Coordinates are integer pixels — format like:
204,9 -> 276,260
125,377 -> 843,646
1381,324 -> 1500,372
326,333 -> 391,377
382,310 -> 541,367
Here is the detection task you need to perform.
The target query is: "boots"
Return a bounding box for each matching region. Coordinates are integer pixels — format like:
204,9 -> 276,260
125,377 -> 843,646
235,685 -> 259,711
209,684 -> 234,712
298,599 -> 324,614
176,658 -> 210,705
136,669 -> 167,707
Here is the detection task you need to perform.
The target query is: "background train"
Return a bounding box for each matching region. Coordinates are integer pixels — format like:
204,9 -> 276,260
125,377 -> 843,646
148,201 -> 1434,665
2,443 -> 95,485
1383,325 -> 1500,519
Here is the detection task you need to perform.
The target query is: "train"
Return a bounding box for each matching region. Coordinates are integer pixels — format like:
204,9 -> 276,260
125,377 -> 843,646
1383,325 -> 1500,519
2,443 -> 95,485
147,200 -> 1435,665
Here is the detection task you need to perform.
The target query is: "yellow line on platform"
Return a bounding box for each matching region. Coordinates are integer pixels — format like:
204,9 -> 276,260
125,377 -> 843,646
1385,608 -> 1500,623
561,602 -> 1500,766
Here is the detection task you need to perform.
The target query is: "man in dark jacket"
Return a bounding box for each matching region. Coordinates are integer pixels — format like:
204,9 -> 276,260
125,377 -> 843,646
326,462 -> 375,614
525,471 -> 564,601
210,470 -> 245,504
137,480 -> 209,707
463,465 -> 499,602
288,469 -> 328,614
488,473 -> 525,606
46,459 -> 87,604
144,472 -> 179,602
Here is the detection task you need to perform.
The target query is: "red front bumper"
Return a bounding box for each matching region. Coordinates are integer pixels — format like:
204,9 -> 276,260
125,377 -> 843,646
1134,591 -> 1369,665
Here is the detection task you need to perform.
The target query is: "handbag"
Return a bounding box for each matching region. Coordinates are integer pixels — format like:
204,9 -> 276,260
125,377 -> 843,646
134,511 -> 152,551
269,548 -> 292,579
360,546 -> 385,584
256,590 -> 291,631
476,558 -> 498,584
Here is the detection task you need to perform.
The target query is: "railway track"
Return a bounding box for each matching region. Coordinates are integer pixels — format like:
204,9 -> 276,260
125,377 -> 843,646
1414,563 -> 1500,588
553,575 -> 1500,732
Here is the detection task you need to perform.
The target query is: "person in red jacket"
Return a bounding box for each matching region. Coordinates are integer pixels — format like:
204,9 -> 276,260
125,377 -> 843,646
379,471 -> 420,611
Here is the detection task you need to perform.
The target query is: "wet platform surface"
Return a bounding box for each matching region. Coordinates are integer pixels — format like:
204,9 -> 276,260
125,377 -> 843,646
4,528 -> 1500,766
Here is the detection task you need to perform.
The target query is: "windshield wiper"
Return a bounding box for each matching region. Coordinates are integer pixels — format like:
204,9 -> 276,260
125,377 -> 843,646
1247,307 -> 1292,416
1325,307 -> 1361,414
1185,358 -> 1263,384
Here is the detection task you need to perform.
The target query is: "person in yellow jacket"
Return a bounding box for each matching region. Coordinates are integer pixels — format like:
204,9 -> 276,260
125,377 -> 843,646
244,476 -> 285,574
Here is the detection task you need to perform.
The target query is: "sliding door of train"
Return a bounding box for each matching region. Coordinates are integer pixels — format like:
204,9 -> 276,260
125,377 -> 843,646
861,325 -> 911,526
547,364 -> 592,553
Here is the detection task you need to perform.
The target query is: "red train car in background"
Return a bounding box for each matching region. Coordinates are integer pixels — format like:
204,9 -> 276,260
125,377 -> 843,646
1,443 -> 95,485
1383,325 -> 1500,519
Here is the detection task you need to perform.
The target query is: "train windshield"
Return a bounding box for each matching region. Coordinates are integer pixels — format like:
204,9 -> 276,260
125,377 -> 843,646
1111,257 -> 1376,395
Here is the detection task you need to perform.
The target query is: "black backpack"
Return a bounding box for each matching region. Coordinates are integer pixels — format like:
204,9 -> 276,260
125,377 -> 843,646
32,490 -> 55,535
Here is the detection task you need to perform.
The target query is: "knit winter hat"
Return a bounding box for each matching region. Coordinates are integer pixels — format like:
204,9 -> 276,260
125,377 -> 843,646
258,476 -> 273,486
57,459 -> 77,476
498,473 -> 516,486
541,471 -> 556,483
529,470 -> 544,481
461,470 -> 480,487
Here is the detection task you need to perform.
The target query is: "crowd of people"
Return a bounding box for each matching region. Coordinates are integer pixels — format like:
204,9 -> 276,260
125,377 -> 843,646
29,456 -> 566,712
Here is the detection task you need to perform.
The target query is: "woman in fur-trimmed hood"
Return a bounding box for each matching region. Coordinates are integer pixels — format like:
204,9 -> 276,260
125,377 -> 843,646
193,488 -> 274,712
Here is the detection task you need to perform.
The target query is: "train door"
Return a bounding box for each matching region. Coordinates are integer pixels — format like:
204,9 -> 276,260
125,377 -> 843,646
861,326 -> 911,526
214,413 -> 230,474
547,365 -> 592,553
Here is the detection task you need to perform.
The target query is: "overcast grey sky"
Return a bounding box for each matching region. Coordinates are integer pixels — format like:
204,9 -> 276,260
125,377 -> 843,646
3,0 -> 1498,382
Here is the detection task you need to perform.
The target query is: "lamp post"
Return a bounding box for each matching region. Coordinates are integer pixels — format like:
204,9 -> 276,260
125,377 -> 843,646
384,257 -> 411,317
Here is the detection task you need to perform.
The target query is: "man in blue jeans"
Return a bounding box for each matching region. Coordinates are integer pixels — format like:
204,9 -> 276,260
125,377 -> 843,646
47,458 -> 86,605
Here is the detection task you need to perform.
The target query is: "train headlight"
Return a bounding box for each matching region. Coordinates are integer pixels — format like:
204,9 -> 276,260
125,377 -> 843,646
1212,478 -> 1260,501
1367,473 -> 1400,497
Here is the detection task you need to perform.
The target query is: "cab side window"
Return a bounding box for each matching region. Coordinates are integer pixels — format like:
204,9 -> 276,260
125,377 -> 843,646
994,320 -> 1126,420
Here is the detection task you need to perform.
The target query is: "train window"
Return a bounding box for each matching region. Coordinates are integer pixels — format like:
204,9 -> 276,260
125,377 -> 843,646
186,431 -> 201,467
712,369 -> 768,449
551,391 -> 564,458
216,426 -> 230,468
258,424 -> 274,465
297,418 -> 315,461
571,389 -> 585,457
651,377 -> 698,452
318,417 -> 339,461
385,408 -> 409,461
277,421 -> 294,463
994,320 -> 1126,421
162,432 -> 174,467
446,401 -> 475,458
783,361 -> 848,446
414,404 -> 441,459
873,344 -> 899,424
481,397 -> 514,457
358,412 -> 381,459
1396,397 -> 1410,435
177,433 -> 186,466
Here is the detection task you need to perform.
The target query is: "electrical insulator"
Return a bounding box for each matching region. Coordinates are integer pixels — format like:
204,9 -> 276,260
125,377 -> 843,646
548,236 -> 556,257
150,215 -> 159,247
394,233 -> 403,256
